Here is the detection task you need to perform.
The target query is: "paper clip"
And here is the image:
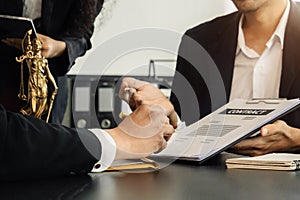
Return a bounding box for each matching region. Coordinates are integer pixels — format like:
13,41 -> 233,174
246,98 -> 287,104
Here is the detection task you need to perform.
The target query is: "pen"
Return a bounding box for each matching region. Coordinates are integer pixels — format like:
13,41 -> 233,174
119,86 -> 134,119
119,111 -> 129,119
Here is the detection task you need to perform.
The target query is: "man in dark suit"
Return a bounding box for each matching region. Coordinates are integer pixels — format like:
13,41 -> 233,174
0,77 -> 176,181
169,0 -> 300,155
0,0 -> 104,123
171,0 -> 300,127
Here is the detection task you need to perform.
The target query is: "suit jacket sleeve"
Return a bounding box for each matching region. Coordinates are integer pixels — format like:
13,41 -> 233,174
0,105 -> 99,181
48,0 -> 104,76
48,36 -> 92,76
170,29 -> 214,126
170,13 -> 239,126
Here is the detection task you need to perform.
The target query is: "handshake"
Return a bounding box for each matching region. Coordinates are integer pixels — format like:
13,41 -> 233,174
106,77 -> 178,160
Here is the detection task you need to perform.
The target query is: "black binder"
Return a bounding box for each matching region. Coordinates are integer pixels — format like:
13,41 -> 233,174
0,14 -> 37,39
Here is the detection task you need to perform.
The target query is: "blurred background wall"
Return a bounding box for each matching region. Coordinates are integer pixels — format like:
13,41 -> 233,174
68,0 -> 236,76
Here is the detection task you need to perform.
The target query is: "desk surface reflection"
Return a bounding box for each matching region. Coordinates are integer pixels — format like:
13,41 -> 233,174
1,153 -> 300,200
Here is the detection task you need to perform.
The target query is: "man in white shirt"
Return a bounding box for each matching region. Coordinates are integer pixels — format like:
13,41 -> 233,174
157,0 -> 300,156
224,0 -> 300,156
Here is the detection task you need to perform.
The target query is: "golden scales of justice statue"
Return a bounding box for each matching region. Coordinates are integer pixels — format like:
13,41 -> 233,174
16,29 -> 58,122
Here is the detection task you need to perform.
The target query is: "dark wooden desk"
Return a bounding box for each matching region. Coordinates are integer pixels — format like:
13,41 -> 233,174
1,153 -> 300,200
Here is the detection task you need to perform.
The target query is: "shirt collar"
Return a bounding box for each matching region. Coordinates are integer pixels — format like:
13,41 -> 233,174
236,0 -> 290,55
236,15 -> 260,58
267,0 -> 290,49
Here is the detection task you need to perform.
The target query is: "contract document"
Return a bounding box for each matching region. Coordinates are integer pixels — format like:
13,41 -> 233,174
154,98 -> 300,163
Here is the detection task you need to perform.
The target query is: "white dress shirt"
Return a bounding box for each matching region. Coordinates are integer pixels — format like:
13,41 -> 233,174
229,0 -> 290,101
89,129 -> 116,172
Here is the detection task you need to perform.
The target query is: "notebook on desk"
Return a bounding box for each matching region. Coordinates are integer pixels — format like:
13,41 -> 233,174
152,98 -> 300,164
226,153 -> 300,171
105,158 -> 160,172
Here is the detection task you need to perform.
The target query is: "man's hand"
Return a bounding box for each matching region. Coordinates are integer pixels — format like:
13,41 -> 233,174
119,77 -> 178,129
229,120 -> 300,156
106,104 -> 175,160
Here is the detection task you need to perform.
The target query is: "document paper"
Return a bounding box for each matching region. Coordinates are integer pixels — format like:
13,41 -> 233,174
154,98 -> 300,162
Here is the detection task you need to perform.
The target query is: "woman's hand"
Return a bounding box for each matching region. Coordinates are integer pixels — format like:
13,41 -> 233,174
37,34 -> 66,58
1,34 -> 66,58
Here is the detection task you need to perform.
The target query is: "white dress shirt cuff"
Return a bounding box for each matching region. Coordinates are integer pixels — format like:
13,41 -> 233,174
176,114 -> 186,130
88,129 -> 116,172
